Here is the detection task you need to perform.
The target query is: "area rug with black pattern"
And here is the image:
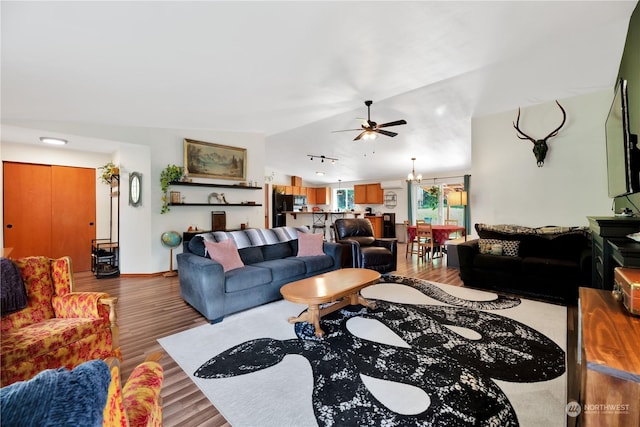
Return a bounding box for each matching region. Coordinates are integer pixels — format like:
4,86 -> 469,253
158,275 -> 567,427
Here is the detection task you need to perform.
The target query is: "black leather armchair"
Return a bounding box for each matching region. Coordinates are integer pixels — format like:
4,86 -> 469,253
333,218 -> 397,274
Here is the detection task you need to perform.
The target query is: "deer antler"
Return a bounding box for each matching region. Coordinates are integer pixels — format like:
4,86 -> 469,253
542,101 -> 566,140
513,109 -> 535,143
513,101 -> 566,144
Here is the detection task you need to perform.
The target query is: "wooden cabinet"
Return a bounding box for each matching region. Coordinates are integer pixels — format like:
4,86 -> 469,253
306,187 -> 317,204
367,216 -> 383,238
291,176 -> 302,187
354,183 -> 383,204
315,187 -> 330,205
579,287 -> 640,427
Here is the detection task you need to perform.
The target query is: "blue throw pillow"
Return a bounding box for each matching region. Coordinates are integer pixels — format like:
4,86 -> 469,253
188,236 -> 207,257
262,242 -> 292,261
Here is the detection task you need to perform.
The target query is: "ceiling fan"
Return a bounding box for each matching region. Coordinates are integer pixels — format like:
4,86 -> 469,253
334,100 -> 407,141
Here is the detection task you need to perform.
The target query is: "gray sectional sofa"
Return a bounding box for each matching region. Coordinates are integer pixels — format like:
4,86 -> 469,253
176,226 -> 342,323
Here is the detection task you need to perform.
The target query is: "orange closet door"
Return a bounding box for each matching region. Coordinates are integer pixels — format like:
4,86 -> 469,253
51,166 -> 96,271
3,162 -> 53,258
3,162 -> 96,271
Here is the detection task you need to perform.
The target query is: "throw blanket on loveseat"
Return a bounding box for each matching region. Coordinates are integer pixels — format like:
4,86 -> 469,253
0,257 -> 27,314
457,224 -> 592,304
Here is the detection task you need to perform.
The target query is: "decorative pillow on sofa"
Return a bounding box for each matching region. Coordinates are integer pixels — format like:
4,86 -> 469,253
188,235 -> 206,257
478,239 -> 520,257
297,232 -> 325,257
204,239 -> 245,272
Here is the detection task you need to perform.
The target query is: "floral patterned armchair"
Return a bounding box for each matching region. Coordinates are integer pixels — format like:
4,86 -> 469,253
104,353 -> 164,427
1,256 -> 120,386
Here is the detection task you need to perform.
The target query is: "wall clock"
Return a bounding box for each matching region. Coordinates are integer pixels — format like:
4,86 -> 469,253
129,172 -> 142,207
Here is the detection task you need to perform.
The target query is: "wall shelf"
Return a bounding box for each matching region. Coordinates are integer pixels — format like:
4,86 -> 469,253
170,181 -> 262,190
168,203 -> 262,207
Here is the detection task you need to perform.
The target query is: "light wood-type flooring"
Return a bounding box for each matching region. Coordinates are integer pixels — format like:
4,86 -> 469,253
74,243 -> 578,427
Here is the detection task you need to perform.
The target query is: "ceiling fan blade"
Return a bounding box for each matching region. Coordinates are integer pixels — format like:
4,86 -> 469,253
331,128 -> 363,133
353,131 -> 367,141
376,129 -> 398,137
377,119 -> 407,128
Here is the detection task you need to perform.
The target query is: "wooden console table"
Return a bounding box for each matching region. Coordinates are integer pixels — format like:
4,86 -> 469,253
579,287 -> 640,426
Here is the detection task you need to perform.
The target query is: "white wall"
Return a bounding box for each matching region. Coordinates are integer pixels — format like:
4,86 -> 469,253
471,90 -> 613,227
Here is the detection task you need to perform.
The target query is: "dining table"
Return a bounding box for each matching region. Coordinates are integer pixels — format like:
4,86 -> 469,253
407,224 -> 466,246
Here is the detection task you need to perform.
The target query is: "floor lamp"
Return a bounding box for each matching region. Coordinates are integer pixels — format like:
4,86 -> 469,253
447,191 -> 468,241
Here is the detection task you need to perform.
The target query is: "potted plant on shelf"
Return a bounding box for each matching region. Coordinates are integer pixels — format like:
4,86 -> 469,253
160,164 -> 184,214
98,162 -> 120,185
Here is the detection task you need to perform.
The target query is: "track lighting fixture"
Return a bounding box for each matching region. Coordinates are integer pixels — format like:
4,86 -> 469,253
307,154 -> 338,164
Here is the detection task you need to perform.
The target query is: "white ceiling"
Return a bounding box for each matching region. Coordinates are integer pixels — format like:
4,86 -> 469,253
1,1 -> 637,184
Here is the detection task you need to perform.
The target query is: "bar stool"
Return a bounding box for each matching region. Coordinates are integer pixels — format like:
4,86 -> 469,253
312,212 -> 326,239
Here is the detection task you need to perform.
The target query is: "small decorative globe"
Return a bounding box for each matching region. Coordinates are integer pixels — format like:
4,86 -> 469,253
161,231 -> 182,249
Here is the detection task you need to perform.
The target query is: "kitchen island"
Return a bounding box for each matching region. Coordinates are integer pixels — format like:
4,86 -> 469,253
284,211 -> 384,239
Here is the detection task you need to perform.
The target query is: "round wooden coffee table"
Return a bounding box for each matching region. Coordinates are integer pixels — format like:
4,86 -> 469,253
280,268 -> 381,337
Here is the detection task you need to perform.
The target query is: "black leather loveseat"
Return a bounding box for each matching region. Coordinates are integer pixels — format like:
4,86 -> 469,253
457,224 -> 592,304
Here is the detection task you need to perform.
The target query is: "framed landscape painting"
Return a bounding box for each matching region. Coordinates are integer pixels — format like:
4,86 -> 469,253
184,138 -> 246,181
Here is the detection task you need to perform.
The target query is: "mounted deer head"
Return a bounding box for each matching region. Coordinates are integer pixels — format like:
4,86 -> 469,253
513,101 -> 567,167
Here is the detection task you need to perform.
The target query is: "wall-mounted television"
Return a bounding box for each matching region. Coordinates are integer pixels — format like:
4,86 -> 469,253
606,78 -> 639,198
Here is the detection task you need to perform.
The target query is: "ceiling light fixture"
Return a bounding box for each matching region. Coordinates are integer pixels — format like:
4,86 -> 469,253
406,157 -> 422,184
315,171 -> 325,176
337,179 -> 344,195
362,131 -> 377,141
308,154 -> 338,164
40,137 -> 68,145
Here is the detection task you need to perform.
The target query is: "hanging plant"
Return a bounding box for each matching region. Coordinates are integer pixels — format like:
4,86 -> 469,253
98,162 -> 120,185
425,185 -> 440,210
160,164 -> 184,214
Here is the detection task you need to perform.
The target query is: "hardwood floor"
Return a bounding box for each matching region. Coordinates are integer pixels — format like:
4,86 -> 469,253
74,244 -> 577,426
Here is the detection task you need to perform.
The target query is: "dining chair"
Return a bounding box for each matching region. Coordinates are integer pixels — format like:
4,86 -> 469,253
404,220 -> 419,257
416,223 -> 436,261
444,219 -> 458,225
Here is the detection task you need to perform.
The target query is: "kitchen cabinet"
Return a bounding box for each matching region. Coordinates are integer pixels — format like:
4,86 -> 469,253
366,216 -> 383,238
354,183 -> 383,204
306,187 -> 316,204
315,187 -> 330,205
291,176 -> 302,187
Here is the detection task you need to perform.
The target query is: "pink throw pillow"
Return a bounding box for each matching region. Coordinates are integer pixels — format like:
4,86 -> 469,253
297,231 -> 325,257
203,239 -> 244,272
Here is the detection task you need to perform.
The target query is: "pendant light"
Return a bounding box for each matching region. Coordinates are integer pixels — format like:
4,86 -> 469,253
406,158 -> 422,183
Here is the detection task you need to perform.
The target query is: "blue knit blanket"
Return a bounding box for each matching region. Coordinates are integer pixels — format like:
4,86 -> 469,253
0,360 -> 111,426
0,257 -> 27,314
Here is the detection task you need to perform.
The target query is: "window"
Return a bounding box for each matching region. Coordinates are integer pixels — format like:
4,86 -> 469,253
411,181 -> 464,225
334,188 -> 355,211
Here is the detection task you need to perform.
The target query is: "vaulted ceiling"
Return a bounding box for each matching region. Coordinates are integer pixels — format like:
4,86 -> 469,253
1,1 -> 636,184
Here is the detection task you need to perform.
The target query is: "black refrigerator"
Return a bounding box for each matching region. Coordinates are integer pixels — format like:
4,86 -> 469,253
383,213 -> 396,238
272,193 -> 294,227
